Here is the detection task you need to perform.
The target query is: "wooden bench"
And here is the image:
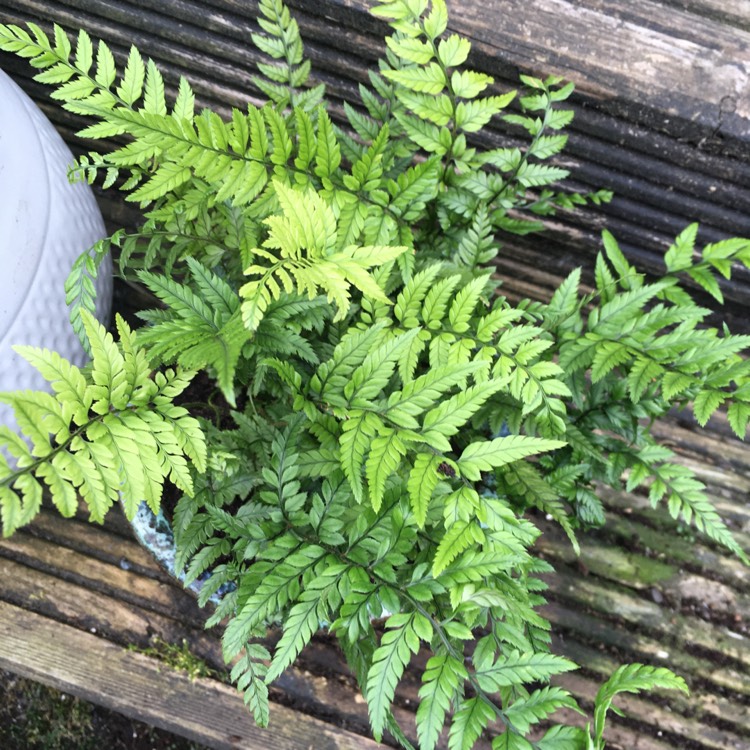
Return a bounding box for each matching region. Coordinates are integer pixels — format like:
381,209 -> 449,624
1,1 -> 749,747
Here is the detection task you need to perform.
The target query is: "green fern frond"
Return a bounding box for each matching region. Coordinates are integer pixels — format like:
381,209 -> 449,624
591,664 -> 687,748
240,181 -> 407,329
504,686 -> 580,735
631,445 -> 748,562
0,313 -> 205,535
457,436 -> 566,482
421,379 -> 506,451
222,542 -> 325,662
251,0 -> 324,110
265,565 -> 345,683
448,695 -> 497,750
339,411 -> 381,504
366,611 -> 421,740
407,453 -> 443,527
433,520 -> 485,577
417,653 -> 467,750
231,644 -> 272,726
6,7 -> 750,750
475,650 -> 577,692
137,260 -> 250,405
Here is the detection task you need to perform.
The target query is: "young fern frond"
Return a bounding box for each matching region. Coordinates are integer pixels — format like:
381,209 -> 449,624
0,313 -> 206,535
64,236 -> 113,355
627,443 -> 749,563
251,0 -> 325,111
590,664 -> 688,749
239,181 -> 408,329
375,0 -> 516,177
231,645 -> 272,726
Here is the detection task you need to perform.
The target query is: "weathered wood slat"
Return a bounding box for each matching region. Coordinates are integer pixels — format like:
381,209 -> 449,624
556,662 -> 749,750
599,510 -> 750,592
539,520 -> 750,618
0,553 -> 219,657
0,529 -> 205,619
25,509 -> 176,580
548,558 -> 750,665
0,422 -> 748,750
429,0 -> 750,140
658,0 -> 750,31
544,572 -> 750,746
532,449 -> 750,747
544,600 -> 750,698
0,509 -> 426,747
0,599 -> 381,750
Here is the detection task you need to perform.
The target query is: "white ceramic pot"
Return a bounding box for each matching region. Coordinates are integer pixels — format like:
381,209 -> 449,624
0,69 -> 112,428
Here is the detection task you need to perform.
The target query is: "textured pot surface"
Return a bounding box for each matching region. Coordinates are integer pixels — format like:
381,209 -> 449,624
0,69 -> 112,427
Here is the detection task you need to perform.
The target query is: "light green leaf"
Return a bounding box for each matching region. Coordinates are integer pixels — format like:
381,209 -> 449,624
366,613 -> 419,740
407,453 -> 442,527
664,223 -> 698,273
384,63 -> 447,95
417,654 -> 467,750
117,45 -> 145,105
458,436 -> 566,482
366,428 -> 407,511
432,520 -> 484,577
437,35 -> 470,67
593,664 -> 687,746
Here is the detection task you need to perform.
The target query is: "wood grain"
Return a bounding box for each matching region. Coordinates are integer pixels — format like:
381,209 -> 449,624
327,0 -> 750,142
0,600 -> 381,750
659,0 -> 750,30
1,417 -> 748,749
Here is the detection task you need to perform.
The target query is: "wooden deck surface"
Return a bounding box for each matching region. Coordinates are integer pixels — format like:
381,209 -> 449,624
0,0 -> 749,747
0,412 -> 748,749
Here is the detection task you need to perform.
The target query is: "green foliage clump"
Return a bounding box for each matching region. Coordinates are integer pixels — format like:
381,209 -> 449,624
1,0 -> 747,747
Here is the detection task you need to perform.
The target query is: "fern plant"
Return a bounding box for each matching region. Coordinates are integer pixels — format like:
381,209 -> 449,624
1,0 -> 747,747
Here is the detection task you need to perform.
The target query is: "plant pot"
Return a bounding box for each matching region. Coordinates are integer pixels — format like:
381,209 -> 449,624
128,501 -> 231,603
128,502 -> 192,588
0,69 -> 112,429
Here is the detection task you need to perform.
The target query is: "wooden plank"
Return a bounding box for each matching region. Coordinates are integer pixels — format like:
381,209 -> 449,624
554,636 -> 750,747
537,520 -> 750,621
25,508 -> 175,580
650,419 -> 750,474
543,600 -> 750,698
0,599 -> 380,750
547,566 -> 750,669
0,528 -> 207,621
0,554 -> 223,661
326,0 -> 750,143
538,513 -> 750,742
658,0 -> 750,30
555,662 -> 750,750
0,518 -> 424,745
600,484 -> 750,553
599,510 -> 750,592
